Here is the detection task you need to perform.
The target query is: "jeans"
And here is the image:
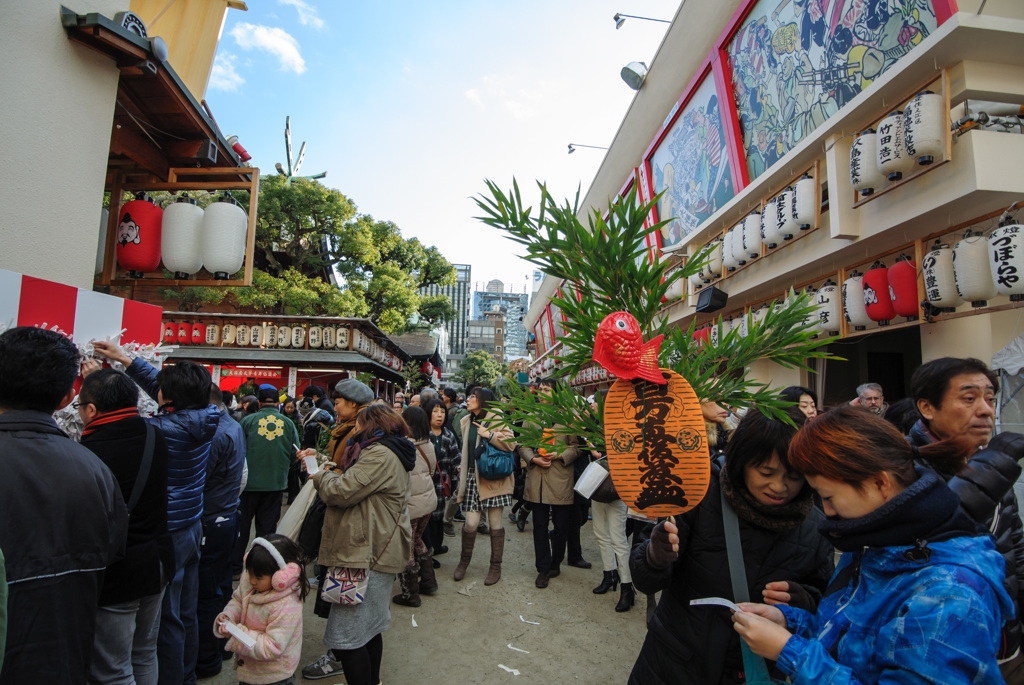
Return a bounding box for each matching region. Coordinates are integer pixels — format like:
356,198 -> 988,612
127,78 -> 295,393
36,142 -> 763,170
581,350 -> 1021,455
196,513 -> 238,676
233,491 -> 284,573
89,590 -> 165,685
157,520 -> 202,685
530,503 -> 571,573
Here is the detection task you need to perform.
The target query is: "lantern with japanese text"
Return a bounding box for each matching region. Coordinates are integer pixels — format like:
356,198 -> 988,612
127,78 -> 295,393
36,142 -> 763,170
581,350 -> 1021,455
665,269 -> 685,300
737,312 -> 749,338
732,225 -> 748,266
116,194 -> 163,278
264,324 -> 277,348
191,323 -> 206,345
793,175 -> 817,230
743,211 -> 761,260
707,239 -> 724,279
200,193 -> 248,279
876,111 -> 913,182
336,326 -> 350,349
292,325 -> 306,348
277,325 -> 291,348
954,231 -> 997,306
843,271 -> 872,330
222,323 -> 237,345
863,261 -> 896,325
205,323 -> 220,345
708,321 -> 720,346
989,220 -> 1024,301
323,326 -> 336,348
235,323 -> 249,347
161,197 -> 204,279
888,256 -> 920,319
353,330 -> 364,353
308,325 -> 323,348
723,230 -> 739,271
904,91 -> 944,166
163,321 -> 178,344
762,195 -> 786,248
850,129 -> 887,196
752,303 -> 769,329
815,279 -> 842,335
177,322 -> 193,345
778,189 -> 798,240
922,242 -> 962,311
250,324 -> 264,347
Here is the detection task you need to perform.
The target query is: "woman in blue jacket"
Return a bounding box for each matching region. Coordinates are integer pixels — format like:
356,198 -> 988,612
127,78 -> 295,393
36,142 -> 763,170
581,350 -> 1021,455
734,406 -> 1013,684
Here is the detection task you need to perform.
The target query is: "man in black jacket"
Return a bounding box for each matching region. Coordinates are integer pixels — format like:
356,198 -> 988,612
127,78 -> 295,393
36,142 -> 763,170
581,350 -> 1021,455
79,367 -> 172,685
0,327 -> 128,685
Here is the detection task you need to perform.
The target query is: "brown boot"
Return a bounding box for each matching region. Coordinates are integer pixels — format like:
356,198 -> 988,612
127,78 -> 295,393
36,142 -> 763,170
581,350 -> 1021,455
418,553 -> 438,595
484,528 -> 505,586
453,527 -> 477,581
392,567 -> 421,607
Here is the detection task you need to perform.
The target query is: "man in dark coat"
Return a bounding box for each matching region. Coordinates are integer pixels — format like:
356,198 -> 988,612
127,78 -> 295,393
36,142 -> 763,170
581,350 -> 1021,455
79,366 -> 171,685
0,327 -> 128,685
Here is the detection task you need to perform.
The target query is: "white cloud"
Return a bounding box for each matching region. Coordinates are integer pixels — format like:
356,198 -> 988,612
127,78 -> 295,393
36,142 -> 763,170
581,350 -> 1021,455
463,74 -> 547,119
278,0 -> 324,29
208,52 -> 245,92
464,89 -> 484,109
230,22 -> 306,74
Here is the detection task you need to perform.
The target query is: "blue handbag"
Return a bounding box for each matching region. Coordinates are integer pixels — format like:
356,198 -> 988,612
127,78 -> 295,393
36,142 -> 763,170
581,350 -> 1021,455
476,437 -> 515,481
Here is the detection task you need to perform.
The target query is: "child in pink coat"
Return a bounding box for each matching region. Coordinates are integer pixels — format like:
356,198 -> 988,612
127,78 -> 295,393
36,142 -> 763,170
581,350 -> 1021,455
216,534 -> 309,685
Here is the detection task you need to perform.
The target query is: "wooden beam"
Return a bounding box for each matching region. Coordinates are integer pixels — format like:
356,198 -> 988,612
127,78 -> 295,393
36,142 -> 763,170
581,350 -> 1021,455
109,122 -> 169,180
164,139 -> 219,165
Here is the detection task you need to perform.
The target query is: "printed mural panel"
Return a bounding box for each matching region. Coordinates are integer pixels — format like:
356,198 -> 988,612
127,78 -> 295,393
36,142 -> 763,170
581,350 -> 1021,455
728,0 -> 941,181
649,76 -> 735,248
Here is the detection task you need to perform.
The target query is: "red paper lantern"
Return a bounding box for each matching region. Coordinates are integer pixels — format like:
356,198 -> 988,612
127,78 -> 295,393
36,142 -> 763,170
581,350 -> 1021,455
163,321 -> 178,345
863,261 -> 896,324
191,322 -> 207,345
178,322 -> 193,345
888,256 -> 919,319
116,194 -> 163,278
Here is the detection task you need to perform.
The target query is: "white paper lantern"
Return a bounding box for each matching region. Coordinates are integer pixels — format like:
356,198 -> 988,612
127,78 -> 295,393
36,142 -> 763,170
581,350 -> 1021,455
989,221 -> 1024,301
709,321 -> 720,346
793,175 -> 817,230
730,226 -> 747,267
205,323 -> 220,345
815,280 -> 842,334
292,326 -> 306,348
778,189 -> 798,240
262,324 -> 275,348
762,195 -> 787,248
743,211 -> 761,260
665,269 -> 686,300
751,303 -> 769,328
843,273 -> 872,330
921,243 -> 962,310
250,324 -> 264,347
723,230 -> 739,272
876,110 -> 913,182
738,312 -> 749,339
904,91 -> 944,166
221,323 -> 236,345
161,197 -> 204,278
954,231 -> 997,306
850,129 -> 888,197
708,239 -> 724,278
200,193 -> 248,279
336,326 -> 350,349
323,327 -> 336,348
277,325 -> 292,348
235,323 -> 250,347
308,325 -> 322,348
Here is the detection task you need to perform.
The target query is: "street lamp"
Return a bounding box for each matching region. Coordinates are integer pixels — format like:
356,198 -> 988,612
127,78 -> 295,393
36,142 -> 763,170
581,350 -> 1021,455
613,12 -> 670,29
567,144 -> 609,154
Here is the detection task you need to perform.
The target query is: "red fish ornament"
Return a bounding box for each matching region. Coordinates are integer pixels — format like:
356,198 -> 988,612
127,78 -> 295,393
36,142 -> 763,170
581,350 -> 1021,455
593,312 -> 666,385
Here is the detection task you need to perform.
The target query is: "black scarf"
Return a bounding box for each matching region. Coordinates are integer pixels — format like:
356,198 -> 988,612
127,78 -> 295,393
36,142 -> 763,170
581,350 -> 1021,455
719,462 -> 813,533
819,467 -> 985,553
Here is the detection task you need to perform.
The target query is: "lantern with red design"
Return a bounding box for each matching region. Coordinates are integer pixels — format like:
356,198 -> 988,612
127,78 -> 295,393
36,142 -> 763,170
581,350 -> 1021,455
863,261 -> 896,325
178,322 -> 193,345
191,323 -> 206,345
163,321 -> 178,345
888,255 -> 919,320
116,193 -> 163,278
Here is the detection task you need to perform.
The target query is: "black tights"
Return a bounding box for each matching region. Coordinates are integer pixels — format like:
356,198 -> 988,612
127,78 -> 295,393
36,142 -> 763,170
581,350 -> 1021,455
332,633 -> 384,685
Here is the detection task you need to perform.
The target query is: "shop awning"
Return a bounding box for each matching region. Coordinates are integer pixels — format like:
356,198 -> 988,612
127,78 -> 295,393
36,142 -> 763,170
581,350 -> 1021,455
165,347 -> 403,381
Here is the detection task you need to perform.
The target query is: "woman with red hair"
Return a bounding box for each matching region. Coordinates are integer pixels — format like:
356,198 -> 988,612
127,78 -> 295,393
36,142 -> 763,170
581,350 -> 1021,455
733,405 -> 1013,684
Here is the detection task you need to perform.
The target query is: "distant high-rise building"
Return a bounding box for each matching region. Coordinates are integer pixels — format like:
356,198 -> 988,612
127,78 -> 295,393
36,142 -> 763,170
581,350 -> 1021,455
472,287 -> 529,359
419,263 -> 470,358
530,270 -> 544,306
486,279 -> 503,293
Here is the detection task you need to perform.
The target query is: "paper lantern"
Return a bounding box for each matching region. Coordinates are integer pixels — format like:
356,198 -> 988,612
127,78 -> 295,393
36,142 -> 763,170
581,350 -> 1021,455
336,326 -> 350,349
843,272 -> 872,330
762,195 -> 786,248
707,239 -> 724,279
904,91 -> 944,166
888,256 -> 920,318
292,326 -> 306,348
191,323 -> 206,345
954,231 -> 997,306
708,321 -> 720,346
751,303 -> 769,329
989,220 -> 1024,301
850,129 -> 887,197
236,323 -> 250,347
723,230 -> 739,272
815,279 -> 842,334
876,111 -> 913,182
665,270 -> 685,300
737,312 -> 749,338
743,211 -> 761,260
793,175 -> 816,230
221,323 -> 237,345
778,189 -> 798,240
308,325 -> 323,348
265,324 -> 278,348
200,192 -> 248,279
922,243 -> 963,311
205,323 -> 220,345
163,322 -> 178,345
863,261 -> 896,325
116,194 -> 163,278
277,325 -> 292,348
175,322 -> 191,345
250,324 -> 264,347
689,271 -> 704,293
161,197 -> 204,278
323,326 -> 336,348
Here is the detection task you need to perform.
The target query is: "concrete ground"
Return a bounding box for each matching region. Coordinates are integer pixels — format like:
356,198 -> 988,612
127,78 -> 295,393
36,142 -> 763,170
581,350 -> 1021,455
203,515 -> 648,684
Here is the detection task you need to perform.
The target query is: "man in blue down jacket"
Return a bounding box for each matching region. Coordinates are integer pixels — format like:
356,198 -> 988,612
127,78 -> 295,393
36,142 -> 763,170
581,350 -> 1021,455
93,341 -> 219,685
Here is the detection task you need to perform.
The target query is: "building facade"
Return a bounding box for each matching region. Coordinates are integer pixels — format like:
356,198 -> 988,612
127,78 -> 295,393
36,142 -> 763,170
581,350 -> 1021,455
420,263 -> 471,357
472,284 -> 530,359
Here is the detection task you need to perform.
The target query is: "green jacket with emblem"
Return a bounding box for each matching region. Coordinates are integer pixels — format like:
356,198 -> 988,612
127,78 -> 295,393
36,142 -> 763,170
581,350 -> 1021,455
240,406 -> 300,491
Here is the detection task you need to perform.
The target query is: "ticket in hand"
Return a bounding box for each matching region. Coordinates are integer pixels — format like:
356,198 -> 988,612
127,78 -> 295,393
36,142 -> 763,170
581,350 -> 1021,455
222,620 -> 256,649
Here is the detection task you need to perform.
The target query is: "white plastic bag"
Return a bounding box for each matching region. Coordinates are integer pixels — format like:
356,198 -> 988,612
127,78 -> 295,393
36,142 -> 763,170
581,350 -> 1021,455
276,479 -> 317,543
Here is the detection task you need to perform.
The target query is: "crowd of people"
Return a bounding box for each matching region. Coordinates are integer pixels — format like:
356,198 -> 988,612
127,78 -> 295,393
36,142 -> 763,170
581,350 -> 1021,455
2,323 -> 1024,684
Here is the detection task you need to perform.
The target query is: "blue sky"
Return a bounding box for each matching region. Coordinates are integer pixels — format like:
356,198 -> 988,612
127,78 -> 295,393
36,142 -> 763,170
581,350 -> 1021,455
206,0 -> 676,294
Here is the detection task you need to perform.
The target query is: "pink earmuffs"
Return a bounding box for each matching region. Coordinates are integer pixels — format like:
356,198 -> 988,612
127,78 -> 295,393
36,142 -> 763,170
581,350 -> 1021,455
250,537 -> 300,590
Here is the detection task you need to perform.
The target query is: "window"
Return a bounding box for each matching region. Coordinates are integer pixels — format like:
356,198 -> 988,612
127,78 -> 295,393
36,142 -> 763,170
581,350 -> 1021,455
496,328 -> 502,334
496,346 -> 502,352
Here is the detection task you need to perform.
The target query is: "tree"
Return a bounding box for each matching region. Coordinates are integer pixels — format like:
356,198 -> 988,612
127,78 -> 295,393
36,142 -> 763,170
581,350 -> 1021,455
418,294 -> 458,326
454,350 -> 502,387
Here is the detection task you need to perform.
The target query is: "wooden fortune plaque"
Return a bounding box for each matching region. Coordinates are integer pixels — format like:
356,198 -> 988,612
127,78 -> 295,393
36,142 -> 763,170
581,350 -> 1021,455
603,369 -> 710,517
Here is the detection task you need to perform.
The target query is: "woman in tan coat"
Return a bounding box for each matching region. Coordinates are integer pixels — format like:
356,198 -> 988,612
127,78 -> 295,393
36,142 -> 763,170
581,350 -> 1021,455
453,387 -> 516,585
393,406 -> 438,607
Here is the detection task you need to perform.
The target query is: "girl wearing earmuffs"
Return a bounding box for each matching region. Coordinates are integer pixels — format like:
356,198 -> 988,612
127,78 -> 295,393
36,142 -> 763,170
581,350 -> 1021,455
216,534 -> 310,685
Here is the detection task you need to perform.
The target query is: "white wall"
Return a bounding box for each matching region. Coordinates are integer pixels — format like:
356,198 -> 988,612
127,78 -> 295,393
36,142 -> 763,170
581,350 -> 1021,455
0,1 -> 122,289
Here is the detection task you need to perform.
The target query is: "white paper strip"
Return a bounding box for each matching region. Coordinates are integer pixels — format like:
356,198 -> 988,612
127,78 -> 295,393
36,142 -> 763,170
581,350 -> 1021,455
411,614 -> 418,628
507,644 -> 529,654
498,664 -> 521,676
519,616 -> 540,625
690,597 -> 743,612
222,621 -> 256,649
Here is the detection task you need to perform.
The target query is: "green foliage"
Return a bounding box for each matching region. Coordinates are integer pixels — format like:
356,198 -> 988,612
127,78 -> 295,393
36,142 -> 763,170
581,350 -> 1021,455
158,286 -> 224,312
453,349 -> 502,387
418,294 -> 458,325
474,179 -> 838,450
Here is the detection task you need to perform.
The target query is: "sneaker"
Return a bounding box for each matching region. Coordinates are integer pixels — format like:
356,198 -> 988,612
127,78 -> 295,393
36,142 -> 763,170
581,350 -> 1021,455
302,653 -> 343,680
454,511 -> 466,522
